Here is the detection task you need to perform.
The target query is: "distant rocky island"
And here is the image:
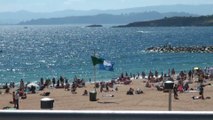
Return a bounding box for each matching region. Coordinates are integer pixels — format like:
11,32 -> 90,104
86,24 -> 103,27
146,45 -> 213,53
117,15 -> 213,27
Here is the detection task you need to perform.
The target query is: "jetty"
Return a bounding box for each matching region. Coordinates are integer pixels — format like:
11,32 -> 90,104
146,45 -> 213,53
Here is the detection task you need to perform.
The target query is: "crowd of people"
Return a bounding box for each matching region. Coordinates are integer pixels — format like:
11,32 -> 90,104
0,75 -> 87,109
1,66 -> 213,109
119,67 -> 212,100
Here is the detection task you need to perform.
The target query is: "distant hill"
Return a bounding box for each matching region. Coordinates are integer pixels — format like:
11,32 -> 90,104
19,12 -> 195,25
116,15 -> 213,27
0,4 -> 213,24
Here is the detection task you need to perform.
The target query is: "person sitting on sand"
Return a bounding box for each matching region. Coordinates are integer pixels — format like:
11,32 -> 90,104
64,83 -> 70,91
127,87 -> 134,95
71,84 -> 77,94
183,81 -> 189,91
82,90 -> 88,96
192,96 -> 211,100
135,88 -> 143,94
5,87 -> 10,94
145,81 -> 151,88
30,85 -> 36,94
40,92 -> 50,96
177,84 -> 184,93
21,93 -> 27,99
116,87 -> 118,91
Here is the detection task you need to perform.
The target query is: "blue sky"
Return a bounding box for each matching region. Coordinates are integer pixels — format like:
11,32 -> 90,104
1,0 -> 213,12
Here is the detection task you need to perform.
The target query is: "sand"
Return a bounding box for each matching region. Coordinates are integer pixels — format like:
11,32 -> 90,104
1,79 -> 213,111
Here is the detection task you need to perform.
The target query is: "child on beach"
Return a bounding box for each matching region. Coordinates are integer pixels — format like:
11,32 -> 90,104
82,90 -> 88,96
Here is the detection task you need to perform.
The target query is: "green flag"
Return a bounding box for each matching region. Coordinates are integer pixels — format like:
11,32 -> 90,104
91,56 -> 104,66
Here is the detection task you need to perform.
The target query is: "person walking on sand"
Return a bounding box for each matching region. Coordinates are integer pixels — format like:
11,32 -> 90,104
199,84 -> 204,100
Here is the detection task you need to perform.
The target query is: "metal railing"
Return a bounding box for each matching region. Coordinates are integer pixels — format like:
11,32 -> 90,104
0,110 -> 213,120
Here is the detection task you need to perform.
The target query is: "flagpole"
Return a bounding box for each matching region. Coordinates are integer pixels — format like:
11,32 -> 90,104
93,50 -> 96,91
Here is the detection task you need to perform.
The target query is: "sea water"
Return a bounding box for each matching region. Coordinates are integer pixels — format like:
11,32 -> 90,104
0,25 -> 212,84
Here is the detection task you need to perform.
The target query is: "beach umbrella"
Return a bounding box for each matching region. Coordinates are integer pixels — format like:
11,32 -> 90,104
27,82 -> 39,88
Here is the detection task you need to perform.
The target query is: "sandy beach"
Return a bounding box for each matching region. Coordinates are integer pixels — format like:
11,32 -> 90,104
1,78 -> 213,111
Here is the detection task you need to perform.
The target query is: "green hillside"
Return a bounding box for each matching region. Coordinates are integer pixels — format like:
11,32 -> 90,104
117,15 -> 213,27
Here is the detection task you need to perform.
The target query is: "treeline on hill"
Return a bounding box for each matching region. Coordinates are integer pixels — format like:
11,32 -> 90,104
117,15 -> 213,27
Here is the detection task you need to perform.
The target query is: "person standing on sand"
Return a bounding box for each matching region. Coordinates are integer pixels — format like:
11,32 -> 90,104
14,92 -> 19,109
52,77 -> 56,87
19,79 -> 24,91
12,91 -> 16,107
173,84 -> 179,100
155,70 -> 158,78
142,71 -> 145,79
168,69 -> 171,77
171,68 -> 175,78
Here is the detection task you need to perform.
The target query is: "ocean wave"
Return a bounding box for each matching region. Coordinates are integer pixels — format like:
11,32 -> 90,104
137,30 -> 151,33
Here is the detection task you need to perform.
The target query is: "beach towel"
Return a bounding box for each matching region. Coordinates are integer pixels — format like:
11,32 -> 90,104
102,94 -> 114,97
184,90 -> 199,93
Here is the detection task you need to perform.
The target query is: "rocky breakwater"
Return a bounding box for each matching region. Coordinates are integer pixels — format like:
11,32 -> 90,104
146,45 -> 213,53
